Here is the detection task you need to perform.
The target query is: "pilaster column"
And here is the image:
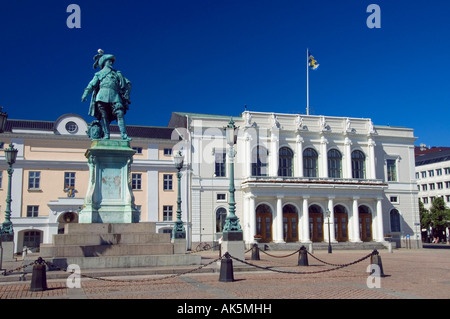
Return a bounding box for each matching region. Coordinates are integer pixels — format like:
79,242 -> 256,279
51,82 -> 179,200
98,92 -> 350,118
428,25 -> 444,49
327,197 -> 337,243
320,135 -> 328,178
270,128 -> 279,177
248,195 -> 256,242
368,138 -> 376,179
244,131 -> 253,178
352,197 -> 361,242
375,198 -> 384,242
274,196 -> 285,243
302,196 -> 311,242
296,134 -> 304,177
344,136 -> 352,178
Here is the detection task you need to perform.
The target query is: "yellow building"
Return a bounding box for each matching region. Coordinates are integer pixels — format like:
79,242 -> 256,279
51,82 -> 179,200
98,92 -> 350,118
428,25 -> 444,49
0,114 -> 186,253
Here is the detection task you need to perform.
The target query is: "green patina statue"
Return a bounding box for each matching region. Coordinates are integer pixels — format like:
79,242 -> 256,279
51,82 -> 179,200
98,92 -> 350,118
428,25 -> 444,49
82,49 -> 132,140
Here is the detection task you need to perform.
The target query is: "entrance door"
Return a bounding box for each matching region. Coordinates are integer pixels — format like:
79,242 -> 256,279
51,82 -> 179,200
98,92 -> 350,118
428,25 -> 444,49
309,205 -> 323,242
334,205 -> 348,242
359,206 -> 372,242
283,204 -> 298,242
256,204 -> 273,243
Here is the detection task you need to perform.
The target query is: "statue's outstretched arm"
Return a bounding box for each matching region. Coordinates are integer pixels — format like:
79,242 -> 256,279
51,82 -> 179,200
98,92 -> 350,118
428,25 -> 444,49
82,76 -> 99,102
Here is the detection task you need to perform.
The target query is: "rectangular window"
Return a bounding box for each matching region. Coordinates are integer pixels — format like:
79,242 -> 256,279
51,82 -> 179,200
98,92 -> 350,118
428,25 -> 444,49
64,172 -> 76,188
428,170 -> 434,177
436,169 -> 442,176
132,147 -> 143,154
390,196 -> 399,203
216,193 -> 226,201
445,168 -> 450,175
215,152 -> 226,177
163,148 -> 173,156
27,205 -> 39,217
437,182 -> 443,190
28,171 -> 41,190
163,205 -> 173,221
132,173 -> 142,190
421,171 -> 426,178
422,184 -> 427,191
0,171 -> 2,188
163,174 -> 173,190
429,183 -> 435,190
387,159 -> 397,182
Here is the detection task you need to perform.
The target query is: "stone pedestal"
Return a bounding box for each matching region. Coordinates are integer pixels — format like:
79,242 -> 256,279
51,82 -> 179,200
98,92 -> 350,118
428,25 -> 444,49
1,241 -> 15,262
220,231 -> 245,265
79,139 -> 139,223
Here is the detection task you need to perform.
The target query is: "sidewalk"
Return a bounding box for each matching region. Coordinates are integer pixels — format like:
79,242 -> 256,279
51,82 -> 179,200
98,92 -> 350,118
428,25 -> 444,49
0,248 -> 449,300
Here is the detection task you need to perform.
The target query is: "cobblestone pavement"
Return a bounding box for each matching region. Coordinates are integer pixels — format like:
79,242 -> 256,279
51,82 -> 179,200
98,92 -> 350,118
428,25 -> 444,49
0,248 -> 449,301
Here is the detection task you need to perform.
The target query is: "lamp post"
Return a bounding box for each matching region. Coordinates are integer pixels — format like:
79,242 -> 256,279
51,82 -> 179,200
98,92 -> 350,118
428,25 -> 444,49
326,209 -> 332,254
1,143 -> 18,241
172,150 -> 186,239
223,118 -> 243,239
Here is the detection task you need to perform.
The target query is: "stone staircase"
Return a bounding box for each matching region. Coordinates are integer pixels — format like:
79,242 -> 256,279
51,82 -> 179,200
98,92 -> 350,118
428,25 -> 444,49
39,223 -> 201,269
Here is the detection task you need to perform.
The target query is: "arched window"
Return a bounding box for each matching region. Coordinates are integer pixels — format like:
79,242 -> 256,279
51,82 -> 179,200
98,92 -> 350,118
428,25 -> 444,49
328,149 -> 342,178
351,150 -> 366,179
252,145 -> 268,176
303,148 -> 318,177
216,208 -> 227,233
390,209 -> 401,232
278,147 -> 293,177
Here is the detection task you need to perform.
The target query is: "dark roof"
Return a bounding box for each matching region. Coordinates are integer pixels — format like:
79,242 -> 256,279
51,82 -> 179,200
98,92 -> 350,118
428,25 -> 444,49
5,119 -> 54,132
110,125 -> 176,139
4,119 -> 177,140
415,148 -> 450,166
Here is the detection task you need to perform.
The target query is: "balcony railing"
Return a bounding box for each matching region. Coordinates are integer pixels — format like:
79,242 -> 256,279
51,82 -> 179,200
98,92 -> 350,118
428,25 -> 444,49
242,176 -> 386,187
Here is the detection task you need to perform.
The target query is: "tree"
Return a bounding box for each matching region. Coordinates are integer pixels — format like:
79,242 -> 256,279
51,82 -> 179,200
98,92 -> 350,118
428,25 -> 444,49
428,197 -> 450,242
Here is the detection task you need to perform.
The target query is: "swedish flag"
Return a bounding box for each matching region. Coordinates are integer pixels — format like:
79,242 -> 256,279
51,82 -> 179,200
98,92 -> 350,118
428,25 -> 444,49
308,52 -> 319,70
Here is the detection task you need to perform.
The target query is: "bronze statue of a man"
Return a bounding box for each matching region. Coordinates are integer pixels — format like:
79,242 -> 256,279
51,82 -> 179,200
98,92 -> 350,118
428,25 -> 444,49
82,49 -> 132,140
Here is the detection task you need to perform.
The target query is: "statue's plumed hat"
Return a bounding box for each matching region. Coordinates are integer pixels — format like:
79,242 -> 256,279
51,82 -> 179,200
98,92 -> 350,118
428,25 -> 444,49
93,49 -> 115,69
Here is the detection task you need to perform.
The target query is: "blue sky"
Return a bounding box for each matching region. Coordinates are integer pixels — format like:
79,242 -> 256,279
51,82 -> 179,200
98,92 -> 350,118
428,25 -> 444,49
0,0 -> 449,147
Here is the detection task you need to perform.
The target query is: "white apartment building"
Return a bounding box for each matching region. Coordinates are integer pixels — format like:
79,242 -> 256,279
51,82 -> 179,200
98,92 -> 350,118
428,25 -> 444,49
415,146 -> 450,209
169,111 -> 421,248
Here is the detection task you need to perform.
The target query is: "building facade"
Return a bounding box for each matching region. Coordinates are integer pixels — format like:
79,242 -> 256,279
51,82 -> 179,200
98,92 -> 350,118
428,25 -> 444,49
415,146 -> 450,209
169,111 -> 421,248
0,111 -> 422,253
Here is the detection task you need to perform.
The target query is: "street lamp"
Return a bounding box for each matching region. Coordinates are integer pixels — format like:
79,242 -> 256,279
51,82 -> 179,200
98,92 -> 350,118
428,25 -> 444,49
325,209 -> 332,254
172,150 -> 186,239
1,143 -> 18,241
223,118 -> 242,240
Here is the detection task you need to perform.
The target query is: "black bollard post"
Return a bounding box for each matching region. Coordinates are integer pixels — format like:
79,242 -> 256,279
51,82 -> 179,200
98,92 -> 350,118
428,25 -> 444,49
297,245 -> 309,266
30,257 -> 48,292
370,250 -> 385,277
219,252 -> 234,282
251,243 -> 260,261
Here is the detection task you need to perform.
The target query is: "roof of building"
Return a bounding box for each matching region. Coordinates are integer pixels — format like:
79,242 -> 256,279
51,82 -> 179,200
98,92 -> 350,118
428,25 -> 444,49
4,118 -> 176,140
415,147 -> 450,166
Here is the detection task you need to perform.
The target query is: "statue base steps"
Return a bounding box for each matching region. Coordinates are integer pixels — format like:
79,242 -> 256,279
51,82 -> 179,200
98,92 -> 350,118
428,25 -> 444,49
40,223 -> 200,269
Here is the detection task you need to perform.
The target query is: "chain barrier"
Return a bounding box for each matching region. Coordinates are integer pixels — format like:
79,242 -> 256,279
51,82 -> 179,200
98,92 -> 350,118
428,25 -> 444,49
1,248 -> 378,283
259,248 -> 301,259
42,257 -> 223,283
1,261 -> 35,276
226,250 -> 376,275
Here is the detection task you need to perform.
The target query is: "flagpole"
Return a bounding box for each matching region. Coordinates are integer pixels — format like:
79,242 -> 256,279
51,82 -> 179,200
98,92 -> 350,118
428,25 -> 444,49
306,48 -> 310,115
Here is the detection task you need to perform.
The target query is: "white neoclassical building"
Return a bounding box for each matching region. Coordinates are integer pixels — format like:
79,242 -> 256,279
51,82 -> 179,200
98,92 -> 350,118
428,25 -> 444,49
169,111 -> 421,248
